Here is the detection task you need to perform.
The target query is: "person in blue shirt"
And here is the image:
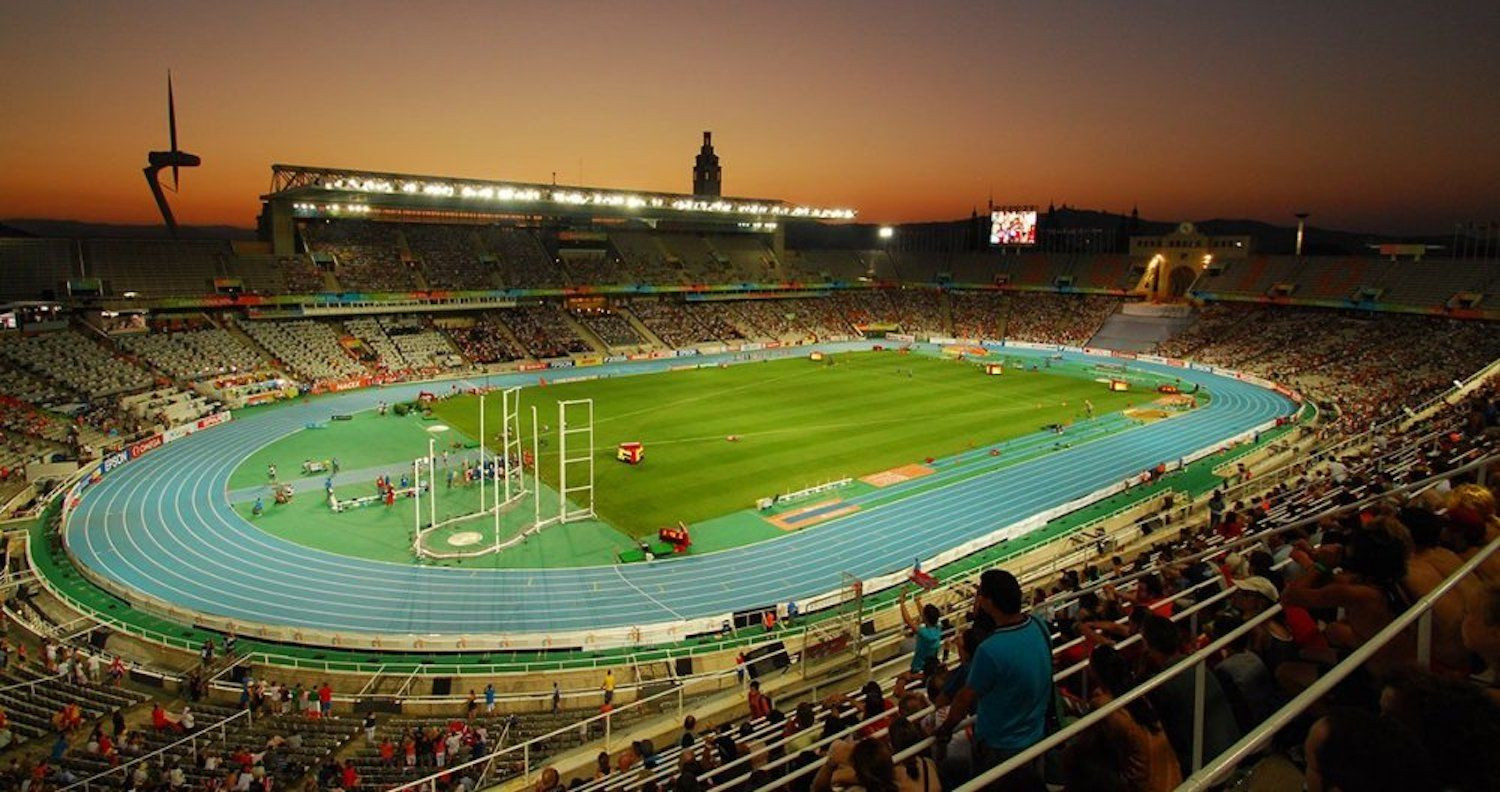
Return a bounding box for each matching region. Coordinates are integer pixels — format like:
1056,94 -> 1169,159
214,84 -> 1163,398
900,588 -> 944,674
935,569 -> 1052,785
484,683 -> 496,714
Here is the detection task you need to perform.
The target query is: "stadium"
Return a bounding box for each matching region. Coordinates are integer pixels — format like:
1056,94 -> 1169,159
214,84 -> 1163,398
3,9 -> 1500,791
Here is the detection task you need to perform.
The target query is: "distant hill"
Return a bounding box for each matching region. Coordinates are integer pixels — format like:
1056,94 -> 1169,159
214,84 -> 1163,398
0,219 -> 256,241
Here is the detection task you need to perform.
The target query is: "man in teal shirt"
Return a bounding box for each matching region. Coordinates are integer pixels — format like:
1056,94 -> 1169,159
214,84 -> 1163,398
935,570 -> 1052,786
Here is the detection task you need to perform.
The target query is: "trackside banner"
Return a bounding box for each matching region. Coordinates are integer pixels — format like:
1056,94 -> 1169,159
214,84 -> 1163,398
73,411 -> 233,497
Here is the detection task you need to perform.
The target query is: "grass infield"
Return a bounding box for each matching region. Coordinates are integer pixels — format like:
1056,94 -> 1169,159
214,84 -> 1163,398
434,350 -> 1140,537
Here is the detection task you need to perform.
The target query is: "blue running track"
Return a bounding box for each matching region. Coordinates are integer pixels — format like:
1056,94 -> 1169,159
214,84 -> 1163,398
65,343 -> 1294,637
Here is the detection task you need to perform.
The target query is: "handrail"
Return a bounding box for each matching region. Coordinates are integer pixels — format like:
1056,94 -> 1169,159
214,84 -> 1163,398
0,668 -> 66,694
1178,528 -> 1500,790
64,707 -> 254,791
388,668 -> 716,791
951,605 -> 1284,792
1029,451 -> 1498,619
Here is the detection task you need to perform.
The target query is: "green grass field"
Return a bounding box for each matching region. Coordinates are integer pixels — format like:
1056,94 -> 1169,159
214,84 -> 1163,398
432,350 -> 1139,536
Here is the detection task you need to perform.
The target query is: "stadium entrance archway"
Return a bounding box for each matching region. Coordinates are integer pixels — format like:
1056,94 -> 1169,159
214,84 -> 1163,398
1165,265 -> 1197,298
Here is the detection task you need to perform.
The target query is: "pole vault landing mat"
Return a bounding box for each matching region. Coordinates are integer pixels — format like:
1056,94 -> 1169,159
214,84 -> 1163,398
860,463 -> 937,488
766,499 -> 861,531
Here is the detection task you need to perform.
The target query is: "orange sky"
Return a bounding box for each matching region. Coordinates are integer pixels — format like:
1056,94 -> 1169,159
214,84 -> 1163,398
1,1 -> 1496,234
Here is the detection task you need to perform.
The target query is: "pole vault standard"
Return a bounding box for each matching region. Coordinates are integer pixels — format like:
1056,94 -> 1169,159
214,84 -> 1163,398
478,389 -> 486,513
557,398 -> 595,524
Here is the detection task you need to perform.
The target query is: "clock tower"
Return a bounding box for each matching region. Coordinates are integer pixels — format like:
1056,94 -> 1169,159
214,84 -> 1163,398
692,131 -> 722,198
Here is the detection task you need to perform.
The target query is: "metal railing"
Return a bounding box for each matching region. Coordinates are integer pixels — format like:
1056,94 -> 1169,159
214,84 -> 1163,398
389,666 -> 726,791
0,668 -> 66,695
64,708 -> 254,791
945,458 -> 1499,791
1179,527 -> 1500,789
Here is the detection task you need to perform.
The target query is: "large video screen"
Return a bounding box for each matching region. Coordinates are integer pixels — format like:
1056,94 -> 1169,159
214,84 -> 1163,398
989,208 -> 1038,246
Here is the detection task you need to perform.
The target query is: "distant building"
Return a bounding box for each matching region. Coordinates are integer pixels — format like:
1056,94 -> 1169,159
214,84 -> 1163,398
1131,221 -> 1251,299
693,131 -> 722,197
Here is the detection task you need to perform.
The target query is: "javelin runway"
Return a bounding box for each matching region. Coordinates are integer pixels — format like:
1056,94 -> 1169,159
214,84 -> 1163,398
66,344 -> 1295,636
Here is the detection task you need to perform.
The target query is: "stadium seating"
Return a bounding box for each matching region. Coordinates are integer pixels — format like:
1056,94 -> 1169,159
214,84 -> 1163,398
440,313 -> 529,365
345,313 -> 462,373
279,256 -> 331,293
83,239 -> 226,297
404,224 -> 496,291
118,387 -> 218,428
628,299 -> 728,348
948,290 -> 1007,339
305,221 -> 420,292
505,304 -> 593,358
479,227 -> 559,289
573,309 -> 646,349
1002,294 -> 1120,345
236,318 -> 368,383
117,325 -> 268,382
381,315 -> 461,370
0,238 -> 77,301
0,328 -> 154,401
1158,304 -> 1500,433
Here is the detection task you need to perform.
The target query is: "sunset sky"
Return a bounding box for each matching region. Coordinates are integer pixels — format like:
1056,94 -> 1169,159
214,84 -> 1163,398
1,1 -> 1496,233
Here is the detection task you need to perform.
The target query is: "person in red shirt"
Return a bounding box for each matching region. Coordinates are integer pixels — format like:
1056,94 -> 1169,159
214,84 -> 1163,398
747,680 -> 771,719
341,759 -> 359,790
379,737 -> 396,766
318,682 -> 333,717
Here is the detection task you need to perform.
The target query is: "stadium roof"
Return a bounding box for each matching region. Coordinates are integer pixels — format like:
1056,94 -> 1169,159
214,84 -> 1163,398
264,164 -> 856,224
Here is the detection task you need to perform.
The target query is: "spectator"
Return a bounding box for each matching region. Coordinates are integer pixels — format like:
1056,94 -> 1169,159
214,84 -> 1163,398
1378,669 -> 1500,791
1303,707 -> 1435,792
1283,525 -> 1412,682
747,680 -> 771,719
900,588 -> 944,675
936,569 -> 1052,783
1139,614 -> 1241,777
812,737 -> 898,792
1085,645 -> 1182,791
1462,583 -> 1500,703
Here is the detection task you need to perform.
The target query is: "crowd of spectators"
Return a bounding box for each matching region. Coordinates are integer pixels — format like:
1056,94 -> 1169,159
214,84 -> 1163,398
405,225 -> 495,291
629,299 -> 721,348
442,315 -> 528,365
506,305 -> 593,358
573,309 -> 645,349
305,221 -> 420,292
1002,294 -> 1120,346
1158,305 -> 1500,434
480,228 -> 557,289
948,292 -> 1007,340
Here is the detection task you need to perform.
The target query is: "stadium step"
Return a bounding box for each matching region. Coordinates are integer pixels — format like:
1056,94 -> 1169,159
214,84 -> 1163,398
619,306 -> 666,349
